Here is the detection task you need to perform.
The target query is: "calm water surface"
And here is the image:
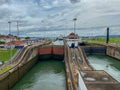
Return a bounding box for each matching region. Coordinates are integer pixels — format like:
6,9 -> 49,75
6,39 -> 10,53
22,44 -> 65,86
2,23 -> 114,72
87,54 -> 120,82
12,60 -> 66,90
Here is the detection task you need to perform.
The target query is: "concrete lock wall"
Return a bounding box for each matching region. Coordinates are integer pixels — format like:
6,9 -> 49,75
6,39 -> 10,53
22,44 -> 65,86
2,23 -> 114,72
0,56 -> 38,90
0,72 -> 9,90
83,44 -> 120,60
53,45 -> 64,60
38,45 -> 64,60
38,45 -> 53,60
106,46 -> 120,60
0,40 -> 52,90
84,46 -> 106,55
18,57 -> 38,79
9,66 -> 19,88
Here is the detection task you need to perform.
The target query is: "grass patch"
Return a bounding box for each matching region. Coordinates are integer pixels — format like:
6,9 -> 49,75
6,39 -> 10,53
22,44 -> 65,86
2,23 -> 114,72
0,49 -> 17,62
109,37 -> 120,43
83,37 -> 120,44
0,65 -> 12,74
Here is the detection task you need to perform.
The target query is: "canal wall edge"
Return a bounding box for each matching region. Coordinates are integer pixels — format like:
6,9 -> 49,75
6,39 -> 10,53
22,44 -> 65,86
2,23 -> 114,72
0,41 -> 52,90
0,56 -> 38,90
106,45 -> 120,60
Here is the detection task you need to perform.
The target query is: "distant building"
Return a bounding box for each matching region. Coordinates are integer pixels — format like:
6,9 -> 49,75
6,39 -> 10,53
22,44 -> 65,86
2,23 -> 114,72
0,44 -> 4,48
57,35 -> 64,40
6,40 -> 27,49
67,32 -> 79,39
0,35 -> 17,43
24,38 -> 43,45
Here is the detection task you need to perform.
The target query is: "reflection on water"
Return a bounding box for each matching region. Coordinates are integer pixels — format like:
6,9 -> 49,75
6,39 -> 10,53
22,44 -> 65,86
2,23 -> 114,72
87,54 -> 120,82
12,60 -> 66,90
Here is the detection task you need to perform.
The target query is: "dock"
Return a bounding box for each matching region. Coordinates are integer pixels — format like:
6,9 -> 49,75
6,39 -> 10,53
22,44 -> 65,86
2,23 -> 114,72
64,40 -> 120,90
0,40 -> 120,90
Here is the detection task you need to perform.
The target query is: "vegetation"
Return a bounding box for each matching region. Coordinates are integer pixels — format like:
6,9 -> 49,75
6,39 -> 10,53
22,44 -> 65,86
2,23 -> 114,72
14,36 -> 20,40
83,37 -> 120,44
25,37 -> 30,40
0,41 -> 5,44
0,49 -> 17,62
0,65 -> 12,74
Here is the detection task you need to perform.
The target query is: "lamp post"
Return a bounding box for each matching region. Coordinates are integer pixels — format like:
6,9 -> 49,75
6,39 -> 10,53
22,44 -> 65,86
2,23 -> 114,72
73,18 -> 77,38
16,21 -> 19,37
73,18 -> 77,58
106,27 -> 109,44
8,21 -> 12,63
8,21 -> 11,35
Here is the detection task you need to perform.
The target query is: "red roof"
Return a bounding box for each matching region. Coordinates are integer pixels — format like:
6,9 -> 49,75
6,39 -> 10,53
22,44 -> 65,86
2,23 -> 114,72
0,35 -> 16,39
69,32 -> 75,35
68,32 -> 78,39
7,40 -> 26,46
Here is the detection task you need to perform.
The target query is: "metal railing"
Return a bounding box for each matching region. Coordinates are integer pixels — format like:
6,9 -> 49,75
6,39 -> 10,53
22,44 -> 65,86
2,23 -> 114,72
78,72 -> 88,90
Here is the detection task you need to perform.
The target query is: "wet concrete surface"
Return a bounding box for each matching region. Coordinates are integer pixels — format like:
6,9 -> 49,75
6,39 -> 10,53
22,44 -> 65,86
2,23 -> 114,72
81,69 -> 120,90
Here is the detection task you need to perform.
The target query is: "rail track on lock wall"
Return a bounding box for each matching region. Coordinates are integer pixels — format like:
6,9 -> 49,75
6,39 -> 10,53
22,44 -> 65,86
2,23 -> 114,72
64,40 -> 120,90
64,39 -> 97,90
64,46 -> 74,90
64,40 -> 79,90
69,47 -> 92,71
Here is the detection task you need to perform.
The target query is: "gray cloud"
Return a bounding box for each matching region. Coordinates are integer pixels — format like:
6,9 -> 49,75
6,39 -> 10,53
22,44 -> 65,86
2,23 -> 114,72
0,0 -> 10,5
0,9 -> 11,19
0,0 -> 120,36
69,0 -> 80,4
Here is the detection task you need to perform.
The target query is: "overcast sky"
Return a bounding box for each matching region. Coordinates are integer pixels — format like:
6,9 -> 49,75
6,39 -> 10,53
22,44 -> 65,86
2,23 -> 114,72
0,0 -> 120,36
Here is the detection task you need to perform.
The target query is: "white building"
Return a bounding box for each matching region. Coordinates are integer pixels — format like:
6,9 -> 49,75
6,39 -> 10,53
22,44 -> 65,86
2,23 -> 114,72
0,35 -> 17,43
